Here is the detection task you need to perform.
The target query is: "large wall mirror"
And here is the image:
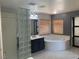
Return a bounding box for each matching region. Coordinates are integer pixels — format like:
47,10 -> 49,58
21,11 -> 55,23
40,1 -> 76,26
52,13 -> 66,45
31,20 -> 38,35
30,13 -> 39,35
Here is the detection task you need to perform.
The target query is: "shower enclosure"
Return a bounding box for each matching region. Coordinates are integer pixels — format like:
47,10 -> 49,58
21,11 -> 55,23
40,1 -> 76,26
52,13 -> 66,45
0,7 -> 31,59
17,8 -> 31,59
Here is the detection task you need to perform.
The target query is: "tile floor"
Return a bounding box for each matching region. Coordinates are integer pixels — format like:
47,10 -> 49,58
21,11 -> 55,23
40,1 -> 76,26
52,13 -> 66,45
32,47 -> 79,59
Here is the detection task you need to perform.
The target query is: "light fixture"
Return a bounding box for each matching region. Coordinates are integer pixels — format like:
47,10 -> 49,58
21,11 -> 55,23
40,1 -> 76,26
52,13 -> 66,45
30,14 -> 39,19
28,2 -> 39,19
53,11 -> 57,14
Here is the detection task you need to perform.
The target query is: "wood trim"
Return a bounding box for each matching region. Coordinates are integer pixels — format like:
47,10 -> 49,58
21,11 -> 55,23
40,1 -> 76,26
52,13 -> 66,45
74,26 -> 79,27
73,45 -> 79,47
74,36 -> 79,37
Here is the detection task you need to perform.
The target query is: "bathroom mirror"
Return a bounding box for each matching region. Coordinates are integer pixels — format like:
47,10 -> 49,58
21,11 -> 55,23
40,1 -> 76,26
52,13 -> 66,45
31,19 -> 38,35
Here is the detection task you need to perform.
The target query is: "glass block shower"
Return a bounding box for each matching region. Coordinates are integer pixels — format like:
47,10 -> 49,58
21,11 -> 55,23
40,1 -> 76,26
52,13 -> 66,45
17,8 -> 31,59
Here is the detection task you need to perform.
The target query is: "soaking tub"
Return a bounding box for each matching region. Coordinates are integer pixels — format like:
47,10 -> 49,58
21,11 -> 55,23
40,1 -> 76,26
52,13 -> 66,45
44,35 -> 70,51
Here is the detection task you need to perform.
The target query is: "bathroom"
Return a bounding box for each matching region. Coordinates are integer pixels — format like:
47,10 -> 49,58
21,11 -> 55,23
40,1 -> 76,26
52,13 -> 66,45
30,11 -> 79,59
0,3 -> 79,59
30,13 -> 70,53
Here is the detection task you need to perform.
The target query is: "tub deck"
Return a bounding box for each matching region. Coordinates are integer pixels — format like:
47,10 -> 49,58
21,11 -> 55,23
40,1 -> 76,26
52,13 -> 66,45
44,34 -> 70,51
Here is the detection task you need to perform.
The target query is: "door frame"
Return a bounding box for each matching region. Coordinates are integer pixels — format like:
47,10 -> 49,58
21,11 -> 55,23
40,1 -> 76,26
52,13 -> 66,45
72,17 -> 79,47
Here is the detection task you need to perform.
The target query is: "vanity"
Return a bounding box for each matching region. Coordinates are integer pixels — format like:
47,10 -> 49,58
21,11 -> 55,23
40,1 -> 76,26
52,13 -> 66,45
31,35 -> 45,53
30,19 -> 45,53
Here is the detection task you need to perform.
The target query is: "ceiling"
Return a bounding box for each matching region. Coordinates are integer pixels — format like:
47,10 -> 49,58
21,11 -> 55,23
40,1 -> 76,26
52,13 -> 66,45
1,0 -> 79,14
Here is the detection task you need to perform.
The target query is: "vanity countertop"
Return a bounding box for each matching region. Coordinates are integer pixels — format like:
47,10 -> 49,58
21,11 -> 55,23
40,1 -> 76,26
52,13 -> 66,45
31,35 -> 44,40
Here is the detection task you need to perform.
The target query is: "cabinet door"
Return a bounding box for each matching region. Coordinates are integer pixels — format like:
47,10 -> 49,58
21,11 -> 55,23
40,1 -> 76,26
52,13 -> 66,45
31,38 -> 45,53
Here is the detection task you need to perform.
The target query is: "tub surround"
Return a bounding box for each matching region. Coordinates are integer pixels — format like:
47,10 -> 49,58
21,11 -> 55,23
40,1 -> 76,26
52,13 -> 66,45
45,34 -> 70,41
44,34 -> 70,51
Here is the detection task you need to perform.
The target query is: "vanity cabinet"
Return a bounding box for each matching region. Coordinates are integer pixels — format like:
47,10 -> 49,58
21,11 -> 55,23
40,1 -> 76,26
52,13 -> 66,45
31,38 -> 45,53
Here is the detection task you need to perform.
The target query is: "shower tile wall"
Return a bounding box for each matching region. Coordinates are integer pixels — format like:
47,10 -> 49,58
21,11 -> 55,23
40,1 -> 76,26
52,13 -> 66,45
17,8 -> 31,59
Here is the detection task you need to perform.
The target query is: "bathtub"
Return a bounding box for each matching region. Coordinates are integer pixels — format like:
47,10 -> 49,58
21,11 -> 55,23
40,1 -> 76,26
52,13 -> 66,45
44,35 -> 70,51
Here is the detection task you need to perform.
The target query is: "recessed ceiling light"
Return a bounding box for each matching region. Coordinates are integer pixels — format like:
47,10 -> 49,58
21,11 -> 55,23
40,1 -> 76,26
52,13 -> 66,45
53,11 -> 57,14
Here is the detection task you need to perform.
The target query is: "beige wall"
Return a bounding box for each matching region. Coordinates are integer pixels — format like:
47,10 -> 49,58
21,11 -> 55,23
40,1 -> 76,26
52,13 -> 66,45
1,7 -> 17,59
0,7 -> 1,58
0,7 -> 3,59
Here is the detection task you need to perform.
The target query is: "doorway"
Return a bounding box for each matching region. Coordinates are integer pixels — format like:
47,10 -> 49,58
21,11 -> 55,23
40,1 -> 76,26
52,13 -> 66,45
73,17 -> 79,47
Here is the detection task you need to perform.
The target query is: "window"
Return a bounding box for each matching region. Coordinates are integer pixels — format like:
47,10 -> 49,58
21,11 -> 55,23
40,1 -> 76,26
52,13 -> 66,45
52,19 -> 63,34
39,20 -> 51,35
74,17 -> 79,36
